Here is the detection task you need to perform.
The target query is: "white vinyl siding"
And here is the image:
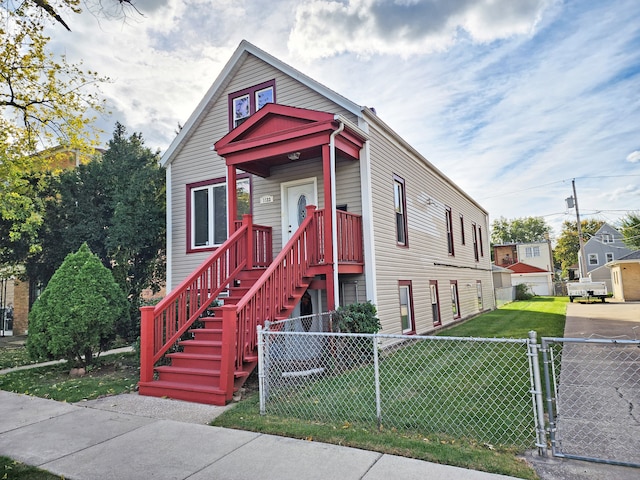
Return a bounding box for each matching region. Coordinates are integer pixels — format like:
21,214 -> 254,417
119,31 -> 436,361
366,124 -> 493,334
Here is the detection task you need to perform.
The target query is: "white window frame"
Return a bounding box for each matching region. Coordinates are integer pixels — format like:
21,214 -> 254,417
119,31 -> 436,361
191,182 -> 227,250
232,94 -> 250,128
588,253 -> 599,265
189,177 -> 250,252
605,252 -> 614,263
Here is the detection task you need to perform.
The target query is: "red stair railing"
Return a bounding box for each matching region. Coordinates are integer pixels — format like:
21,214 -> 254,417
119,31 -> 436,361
230,205 -> 324,371
140,215 -> 271,383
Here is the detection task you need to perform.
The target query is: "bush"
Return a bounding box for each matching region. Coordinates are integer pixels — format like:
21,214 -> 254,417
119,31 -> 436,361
515,283 -> 534,301
333,301 -> 381,333
27,243 -> 128,368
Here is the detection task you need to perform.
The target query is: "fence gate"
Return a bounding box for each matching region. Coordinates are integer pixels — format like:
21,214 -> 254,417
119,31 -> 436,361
541,337 -> 640,467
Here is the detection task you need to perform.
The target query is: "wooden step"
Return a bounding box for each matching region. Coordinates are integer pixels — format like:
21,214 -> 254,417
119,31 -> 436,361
190,328 -> 223,342
166,352 -> 221,369
138,380 -> 229,405
155,365 -> 222,387
179,339 -> 222,355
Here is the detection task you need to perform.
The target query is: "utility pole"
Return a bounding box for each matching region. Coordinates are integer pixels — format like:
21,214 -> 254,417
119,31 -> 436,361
570,179 -> 587,279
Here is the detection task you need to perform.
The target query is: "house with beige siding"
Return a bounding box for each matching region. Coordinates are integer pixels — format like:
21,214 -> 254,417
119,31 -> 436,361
139,40 -> 495,405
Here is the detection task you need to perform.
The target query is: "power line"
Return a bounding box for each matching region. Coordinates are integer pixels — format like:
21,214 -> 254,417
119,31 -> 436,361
479,175 -> 640,201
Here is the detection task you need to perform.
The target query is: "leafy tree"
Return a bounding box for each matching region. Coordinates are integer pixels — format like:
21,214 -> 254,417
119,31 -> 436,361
26,123 -> 165,340
0,1 -> 107,254
27,243 -> 127,367
553,219 -> 604,278
490,216 -> 551,244
620,212 -> 640,250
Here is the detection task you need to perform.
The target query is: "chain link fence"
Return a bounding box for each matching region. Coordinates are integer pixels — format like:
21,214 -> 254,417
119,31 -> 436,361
258,313 -> 539,450
542,337 -> 640,467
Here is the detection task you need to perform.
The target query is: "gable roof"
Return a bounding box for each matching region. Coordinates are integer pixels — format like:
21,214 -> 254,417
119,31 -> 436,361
505,262 -> 551,274
593,222 -> 621,236
160,40 -> 362,167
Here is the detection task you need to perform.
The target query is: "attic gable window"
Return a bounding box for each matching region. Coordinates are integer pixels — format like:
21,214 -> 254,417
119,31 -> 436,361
228,79 -> 276,129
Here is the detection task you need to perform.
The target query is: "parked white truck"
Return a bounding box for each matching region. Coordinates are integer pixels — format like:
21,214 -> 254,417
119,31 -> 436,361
567,279 -> 608,302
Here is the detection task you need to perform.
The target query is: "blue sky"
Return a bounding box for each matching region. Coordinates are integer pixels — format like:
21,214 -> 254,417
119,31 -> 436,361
48,0 -> 640,240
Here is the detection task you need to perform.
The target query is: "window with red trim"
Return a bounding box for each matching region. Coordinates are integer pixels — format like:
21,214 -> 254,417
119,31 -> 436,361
186,176 -> 251,253
228,79 -> 276,129
450,280 -> 460,319
399,280 -> 415,334
393,175 -> 408,246
445,206 -> 454,255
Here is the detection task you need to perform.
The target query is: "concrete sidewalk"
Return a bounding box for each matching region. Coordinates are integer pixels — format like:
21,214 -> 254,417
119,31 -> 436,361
0,390 -> 519,480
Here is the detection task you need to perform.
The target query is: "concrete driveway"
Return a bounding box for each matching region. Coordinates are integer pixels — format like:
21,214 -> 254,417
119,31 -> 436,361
526,300 -> 640,480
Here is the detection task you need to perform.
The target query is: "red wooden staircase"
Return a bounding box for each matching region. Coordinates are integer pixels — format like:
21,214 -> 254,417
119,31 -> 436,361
138,207 -> 324,405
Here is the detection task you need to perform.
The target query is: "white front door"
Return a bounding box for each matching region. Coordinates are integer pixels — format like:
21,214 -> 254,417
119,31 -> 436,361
282,178 -> 317,242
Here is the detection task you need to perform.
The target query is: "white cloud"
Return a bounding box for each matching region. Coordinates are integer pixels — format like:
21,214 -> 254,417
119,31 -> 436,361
35,0 -> 640,236
627,151 -> 640,163
288,0 -> 553,59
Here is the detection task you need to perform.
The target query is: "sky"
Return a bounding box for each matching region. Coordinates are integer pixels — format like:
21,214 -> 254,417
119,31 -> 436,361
46,0 -> 640,241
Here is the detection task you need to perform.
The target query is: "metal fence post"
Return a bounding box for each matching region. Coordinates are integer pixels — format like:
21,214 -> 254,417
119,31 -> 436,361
528,331 -> 547,455
373,334 -> 382,430
257,324 -> 266,415
540,338 -> 558,456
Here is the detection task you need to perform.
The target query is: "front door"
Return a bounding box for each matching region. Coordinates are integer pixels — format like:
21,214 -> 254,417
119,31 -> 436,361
282,178 -> 317,242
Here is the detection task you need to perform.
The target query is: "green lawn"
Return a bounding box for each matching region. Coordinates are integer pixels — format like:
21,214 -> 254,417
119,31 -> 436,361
438,296 -> 567,339
0,352 -> 139,402
0,457 -> 63,480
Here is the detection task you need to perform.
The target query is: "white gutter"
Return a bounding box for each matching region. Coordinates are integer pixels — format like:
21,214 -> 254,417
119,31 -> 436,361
330,119 -> 345,308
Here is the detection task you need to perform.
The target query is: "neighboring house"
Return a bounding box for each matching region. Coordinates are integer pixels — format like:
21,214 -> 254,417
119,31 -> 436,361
139,40 -> 494,405
588,265 -> 613,293
492,264 -> 514,307
493,241 -> 554,272
505,262 -> 554,296
607,250 -> 640,302
579,223 -> 632,274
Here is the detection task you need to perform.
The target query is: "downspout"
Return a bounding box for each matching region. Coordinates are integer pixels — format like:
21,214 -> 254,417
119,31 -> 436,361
330,118 -> 345,308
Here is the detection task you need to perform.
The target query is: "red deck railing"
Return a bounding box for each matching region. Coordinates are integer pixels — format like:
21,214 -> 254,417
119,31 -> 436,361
337,210 -> 363,264
140,215 -> 271,383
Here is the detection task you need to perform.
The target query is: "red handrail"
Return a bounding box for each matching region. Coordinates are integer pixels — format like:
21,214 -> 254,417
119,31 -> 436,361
233,205 -> 321,369
140,220 -> 250,383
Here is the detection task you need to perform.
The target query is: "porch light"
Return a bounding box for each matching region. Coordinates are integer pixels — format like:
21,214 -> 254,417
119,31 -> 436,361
287,152 -> 301,161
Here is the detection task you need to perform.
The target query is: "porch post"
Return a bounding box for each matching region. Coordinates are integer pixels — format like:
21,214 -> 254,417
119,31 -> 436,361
322,143 -> 336,310
227,164 -> 237,235
243,214 -> 254,270
139,306 -> 155,383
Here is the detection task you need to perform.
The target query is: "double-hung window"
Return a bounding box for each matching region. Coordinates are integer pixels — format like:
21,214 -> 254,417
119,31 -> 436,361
399,281 -> 415,334
229,80 -> 275,129
445,206 -> 454,255
450,280 -> 460,319
393,175 -> 408,246
187,177 -> 251,252
472,223 -> 479,261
